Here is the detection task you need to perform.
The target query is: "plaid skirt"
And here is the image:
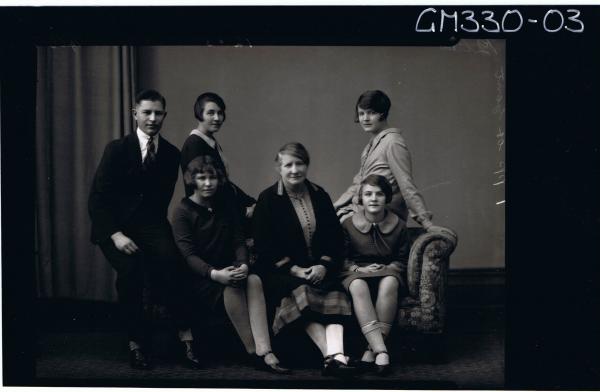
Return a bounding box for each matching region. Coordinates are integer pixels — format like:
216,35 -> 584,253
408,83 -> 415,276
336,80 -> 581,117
270,280 -> 353,335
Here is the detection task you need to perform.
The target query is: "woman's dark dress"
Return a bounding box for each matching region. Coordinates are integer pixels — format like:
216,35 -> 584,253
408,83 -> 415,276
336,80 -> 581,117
172,196 -> 248,315
180,132 -> 255,203
340,209 -> 409,294
180,132 -> 256,235
253,180 -> 352,334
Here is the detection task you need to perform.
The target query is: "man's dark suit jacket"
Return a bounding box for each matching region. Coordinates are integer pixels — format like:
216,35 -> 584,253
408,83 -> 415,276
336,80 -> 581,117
88,132 -> 181,244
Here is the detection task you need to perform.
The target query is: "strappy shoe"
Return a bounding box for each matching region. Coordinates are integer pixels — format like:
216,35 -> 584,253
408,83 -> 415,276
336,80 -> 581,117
348,358 -> 375,373
321,353 -> 357,377
373,351 -> 391,376
252,351 -> 291,375
351,348 -> 376,372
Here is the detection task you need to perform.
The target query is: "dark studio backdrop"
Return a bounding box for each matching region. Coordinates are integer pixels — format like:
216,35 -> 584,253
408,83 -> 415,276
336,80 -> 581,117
35,43 -> 505,301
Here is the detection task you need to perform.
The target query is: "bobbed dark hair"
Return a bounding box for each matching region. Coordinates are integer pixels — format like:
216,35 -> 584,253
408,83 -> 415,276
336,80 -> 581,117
135,89 -> 166,109
357,174 -> 393,204
274,142 -> 310,166
183,155 -> 226,189
194,92 -> 226,122
354,90 -> 391,122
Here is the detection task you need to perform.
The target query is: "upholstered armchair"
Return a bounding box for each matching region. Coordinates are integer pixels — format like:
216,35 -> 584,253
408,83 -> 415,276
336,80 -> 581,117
390,227 -> 458,363
397,227 -> 458,333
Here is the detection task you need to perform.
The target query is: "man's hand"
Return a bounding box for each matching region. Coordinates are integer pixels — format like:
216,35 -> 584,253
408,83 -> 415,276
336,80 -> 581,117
111,231 -> 139,255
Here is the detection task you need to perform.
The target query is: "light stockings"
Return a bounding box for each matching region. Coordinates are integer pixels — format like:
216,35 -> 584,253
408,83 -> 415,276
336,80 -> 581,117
349,279 -> 387,356
375,276 -> 399,339
350,276 -> 400,365
325,324 -> 347,363
305,322 -> 348,364
245,274 -> 272,356
223,274 -> 274,361
305,322 -> 328,356
223,285 -> 255,353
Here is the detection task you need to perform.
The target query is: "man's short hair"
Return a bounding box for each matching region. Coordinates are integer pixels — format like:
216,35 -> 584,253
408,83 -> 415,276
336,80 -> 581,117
135,89 -> 166,109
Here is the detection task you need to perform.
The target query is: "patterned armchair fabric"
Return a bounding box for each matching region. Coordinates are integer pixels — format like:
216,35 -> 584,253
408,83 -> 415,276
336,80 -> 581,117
397,227 -> 458,334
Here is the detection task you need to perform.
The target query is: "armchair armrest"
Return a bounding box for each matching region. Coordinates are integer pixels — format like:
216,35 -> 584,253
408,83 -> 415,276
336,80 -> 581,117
407,228 -> 458,298
397,227 -> 458,334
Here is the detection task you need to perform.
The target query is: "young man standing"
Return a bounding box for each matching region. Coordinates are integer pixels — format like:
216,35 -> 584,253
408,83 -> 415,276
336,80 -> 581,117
89,89 -> 200,370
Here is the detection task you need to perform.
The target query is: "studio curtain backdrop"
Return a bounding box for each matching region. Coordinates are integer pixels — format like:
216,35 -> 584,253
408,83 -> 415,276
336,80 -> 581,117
35,46 -> 137,301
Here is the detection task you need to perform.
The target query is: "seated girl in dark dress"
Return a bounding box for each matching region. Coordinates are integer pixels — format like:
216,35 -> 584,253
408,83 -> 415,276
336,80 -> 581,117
340,174 -> 410,376
172,156 -> 288,374
253,142 -> 356,377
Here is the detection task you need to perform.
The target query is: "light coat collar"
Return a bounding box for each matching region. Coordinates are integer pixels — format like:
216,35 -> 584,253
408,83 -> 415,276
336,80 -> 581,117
351,209 -> 399,234
190,129 -> 216,149
370,127 -> 401,147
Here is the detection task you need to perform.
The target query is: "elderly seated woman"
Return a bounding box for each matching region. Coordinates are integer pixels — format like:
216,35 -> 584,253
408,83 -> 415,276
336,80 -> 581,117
252,142 -> 356,377
171,155 -> 288,374
340,174 -> 410,376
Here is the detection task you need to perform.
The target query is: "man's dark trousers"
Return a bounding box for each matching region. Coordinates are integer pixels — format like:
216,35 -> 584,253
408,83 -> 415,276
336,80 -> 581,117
89,133 -> 192,346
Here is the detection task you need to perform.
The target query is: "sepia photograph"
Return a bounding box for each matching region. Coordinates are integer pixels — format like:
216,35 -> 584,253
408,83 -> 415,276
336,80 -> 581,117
32,42 -> 504,388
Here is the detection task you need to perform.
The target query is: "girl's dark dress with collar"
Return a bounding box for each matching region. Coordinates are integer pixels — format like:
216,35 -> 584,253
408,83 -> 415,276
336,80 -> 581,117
253,180 -> 352,334
172,195 -> 248,314
180,132 -> 256,205
340,209 -> 409,294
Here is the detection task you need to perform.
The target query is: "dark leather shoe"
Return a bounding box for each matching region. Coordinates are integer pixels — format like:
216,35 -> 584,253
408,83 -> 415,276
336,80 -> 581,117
321,355 -> 357,377
374,351 -> 392,376
182,342 -> 203,369
252,352 -> 291,375
375,363 -> 392,376
129,348 -> 152,370
348,357 -> 375,373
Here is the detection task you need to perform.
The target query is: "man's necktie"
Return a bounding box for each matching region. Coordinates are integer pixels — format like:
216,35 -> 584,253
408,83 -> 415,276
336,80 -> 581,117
144,137 -> 156,168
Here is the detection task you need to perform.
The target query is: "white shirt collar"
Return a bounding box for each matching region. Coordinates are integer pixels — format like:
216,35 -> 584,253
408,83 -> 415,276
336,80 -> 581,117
136,128 -> 160,159
190,128 -> 216,149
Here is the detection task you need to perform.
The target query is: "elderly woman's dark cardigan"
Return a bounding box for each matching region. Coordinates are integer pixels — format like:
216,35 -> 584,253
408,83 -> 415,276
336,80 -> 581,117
252,180 -> 345,283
